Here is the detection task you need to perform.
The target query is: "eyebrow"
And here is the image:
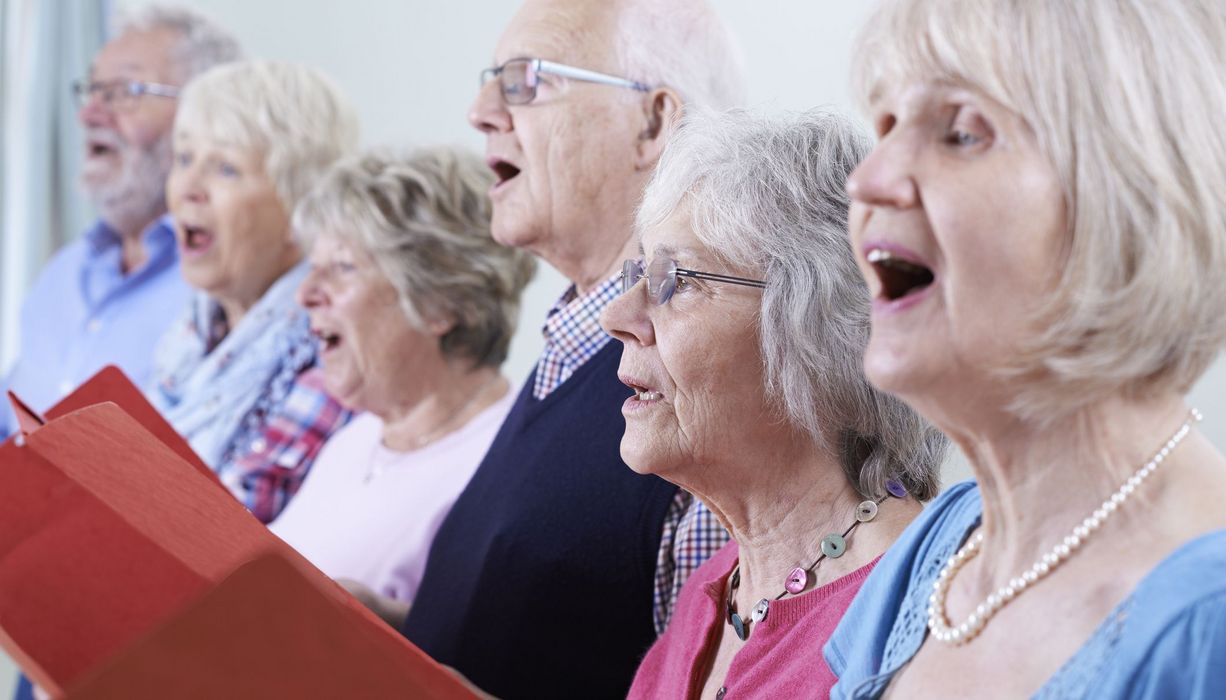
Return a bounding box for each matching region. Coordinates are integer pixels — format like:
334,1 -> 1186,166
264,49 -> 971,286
651,243 -> 679,259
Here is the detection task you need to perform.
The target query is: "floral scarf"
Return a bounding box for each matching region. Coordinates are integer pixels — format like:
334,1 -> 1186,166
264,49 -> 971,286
150,262 -> 316,475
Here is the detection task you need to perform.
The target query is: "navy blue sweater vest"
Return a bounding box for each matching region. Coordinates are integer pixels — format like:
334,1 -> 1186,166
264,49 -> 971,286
401,341 -> 678,699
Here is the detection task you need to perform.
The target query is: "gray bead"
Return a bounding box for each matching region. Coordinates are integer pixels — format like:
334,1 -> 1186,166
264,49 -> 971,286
751,598 -> 770,623
730,612 -> 748,641
821,533 -> 847,558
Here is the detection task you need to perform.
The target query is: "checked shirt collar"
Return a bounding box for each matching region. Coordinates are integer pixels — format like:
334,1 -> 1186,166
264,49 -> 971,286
532,273 -> 621,400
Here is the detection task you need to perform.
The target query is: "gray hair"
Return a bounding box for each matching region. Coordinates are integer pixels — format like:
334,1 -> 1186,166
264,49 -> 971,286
639,108 -> 947,500
175,60 -> 360,217
293,148 -> 537,369
853,0 -> 1226,419
613,0 -> 747,110
115,5 -> 242,81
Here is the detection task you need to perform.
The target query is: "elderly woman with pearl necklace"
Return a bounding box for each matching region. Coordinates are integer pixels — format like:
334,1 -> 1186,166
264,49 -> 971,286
825,0 -> 1226,698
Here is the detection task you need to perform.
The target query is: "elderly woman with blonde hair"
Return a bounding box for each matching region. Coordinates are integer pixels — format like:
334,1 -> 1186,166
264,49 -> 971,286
151,60 -> 357,522
826,0 -> 1226,697
269,148 -> 535,628
601,108 -> 946,699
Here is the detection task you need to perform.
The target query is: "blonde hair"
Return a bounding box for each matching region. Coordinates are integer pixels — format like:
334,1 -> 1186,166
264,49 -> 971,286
852,0 -> 1226,419
175,60 -> 359,217
293,148 -> 537,368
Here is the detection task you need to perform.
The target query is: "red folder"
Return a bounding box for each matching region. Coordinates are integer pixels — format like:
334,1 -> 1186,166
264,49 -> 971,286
6,365 -> 217,485
0,367 -> 476,698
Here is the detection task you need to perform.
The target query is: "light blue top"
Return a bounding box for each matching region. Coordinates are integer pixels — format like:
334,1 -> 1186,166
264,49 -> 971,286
826,481 -> 1226,699
1,216 -> 190,435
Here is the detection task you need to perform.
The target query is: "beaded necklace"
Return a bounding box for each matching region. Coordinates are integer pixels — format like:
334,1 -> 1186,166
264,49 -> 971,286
725,480 -> 906,642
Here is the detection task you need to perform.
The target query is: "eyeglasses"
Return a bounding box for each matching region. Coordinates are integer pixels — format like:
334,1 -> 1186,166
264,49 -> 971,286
620,258 -> 766,306
479,57 -> 650,105
72,79 -> 180,111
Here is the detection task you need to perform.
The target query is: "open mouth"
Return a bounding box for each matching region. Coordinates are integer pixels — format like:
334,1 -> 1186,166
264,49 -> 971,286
312,328 -> 342,352
84,128 -> 122,159
866,248 -> 935,302
181,224 -> 216,253
488,157 -> 521,187
622,378 -> 663,402
88,141 -> 117,158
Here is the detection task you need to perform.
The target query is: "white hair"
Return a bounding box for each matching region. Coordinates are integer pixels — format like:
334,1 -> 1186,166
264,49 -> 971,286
175,60 -> 360,217
115,5 -> 242,81
853,0 -> 1226,419
639,108 -> 948,500
293,148 -> 537,368
613,0 -> 747,110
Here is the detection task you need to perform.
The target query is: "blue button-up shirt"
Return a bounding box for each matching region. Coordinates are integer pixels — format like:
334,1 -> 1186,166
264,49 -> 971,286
0,215 -> 191,435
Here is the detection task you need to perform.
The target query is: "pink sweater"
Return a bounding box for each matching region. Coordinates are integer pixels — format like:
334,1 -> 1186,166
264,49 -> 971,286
627,541 -> 878,700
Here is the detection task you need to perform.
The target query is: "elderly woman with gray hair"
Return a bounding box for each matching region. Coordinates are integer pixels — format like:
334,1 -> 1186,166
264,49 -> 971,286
601,109 -> 946,699
151,59 -> 357,522
269,148 -> 535,628
825,0 -> 1226,698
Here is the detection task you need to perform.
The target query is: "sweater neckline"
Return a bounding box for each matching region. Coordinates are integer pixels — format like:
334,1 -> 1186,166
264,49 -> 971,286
702,542 -> 882,629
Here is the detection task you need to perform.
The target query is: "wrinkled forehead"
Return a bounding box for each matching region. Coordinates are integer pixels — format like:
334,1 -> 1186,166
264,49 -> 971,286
637,200 -> 722,265
495,0 -> 619,68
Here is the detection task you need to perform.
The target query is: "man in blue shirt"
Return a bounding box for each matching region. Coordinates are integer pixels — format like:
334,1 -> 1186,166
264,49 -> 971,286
0,7 -> 240,435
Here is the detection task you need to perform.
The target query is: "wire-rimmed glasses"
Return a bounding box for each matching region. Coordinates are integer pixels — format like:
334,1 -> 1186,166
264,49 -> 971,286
72,79 -> 180,111
620,258 -> 766,306
480,57 -> 650,105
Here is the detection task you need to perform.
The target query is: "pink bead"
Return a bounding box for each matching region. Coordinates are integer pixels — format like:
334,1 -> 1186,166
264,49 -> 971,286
785,567 -> 809,594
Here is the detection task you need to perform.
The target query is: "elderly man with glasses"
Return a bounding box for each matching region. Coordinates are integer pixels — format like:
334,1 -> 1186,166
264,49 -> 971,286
399,1 -> 745,698
0,6 -> 239,437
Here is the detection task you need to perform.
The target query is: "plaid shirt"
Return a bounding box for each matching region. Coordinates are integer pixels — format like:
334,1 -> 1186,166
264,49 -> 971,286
535,276 -> 729,633
533,275 -> 622,399
225,367 -> 352,523
653,491 -> 730,634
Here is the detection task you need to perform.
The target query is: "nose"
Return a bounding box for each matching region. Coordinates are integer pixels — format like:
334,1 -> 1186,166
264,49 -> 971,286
600,279 -> 655,348
296,266 -> 327,309
467,78 -> 512,134
78,90 -> 114,128
845,130 -> 920,210
177,163 -> 209,204
165,157 -> 207,213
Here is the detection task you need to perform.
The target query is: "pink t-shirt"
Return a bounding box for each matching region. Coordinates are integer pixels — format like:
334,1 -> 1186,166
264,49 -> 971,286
627,540 -> 879,700
268,392 -> 513,604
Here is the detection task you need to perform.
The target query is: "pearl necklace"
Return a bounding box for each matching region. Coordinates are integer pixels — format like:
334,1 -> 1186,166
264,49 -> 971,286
927,408 -> 1203,646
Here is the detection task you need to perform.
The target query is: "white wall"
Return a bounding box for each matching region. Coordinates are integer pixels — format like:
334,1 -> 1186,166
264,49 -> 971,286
0,657 -> 13,699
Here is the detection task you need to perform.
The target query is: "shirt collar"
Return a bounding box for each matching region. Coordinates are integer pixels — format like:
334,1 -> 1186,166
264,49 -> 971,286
84,219 -> 120,255
541,272 -> 621,355
84,214 -> 177,258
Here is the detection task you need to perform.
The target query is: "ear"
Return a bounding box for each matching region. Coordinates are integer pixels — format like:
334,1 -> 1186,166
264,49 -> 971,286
423,313 -> 457,338
635,87 -> 684,171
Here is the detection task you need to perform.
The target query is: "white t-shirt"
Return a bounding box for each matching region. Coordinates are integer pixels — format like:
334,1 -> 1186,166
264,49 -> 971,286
269,391 -> 514,604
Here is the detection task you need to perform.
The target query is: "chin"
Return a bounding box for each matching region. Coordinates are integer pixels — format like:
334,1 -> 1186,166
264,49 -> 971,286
619,441 -> 668,478
490,208 -> 544,252
179,268 -> 220,297
862,341 -> 933,396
